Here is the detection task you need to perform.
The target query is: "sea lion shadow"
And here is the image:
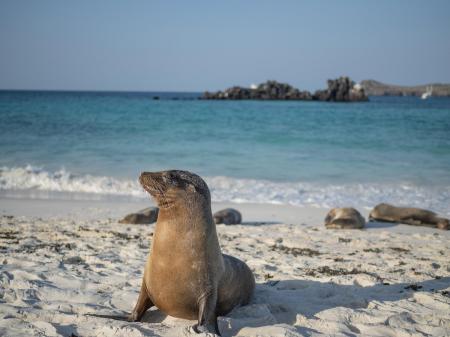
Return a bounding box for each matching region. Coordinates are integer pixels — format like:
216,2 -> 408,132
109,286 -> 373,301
364,220 -> 397,229
140,308 -> 168,323
241,221 -> 281,226
219,277 -> 450,335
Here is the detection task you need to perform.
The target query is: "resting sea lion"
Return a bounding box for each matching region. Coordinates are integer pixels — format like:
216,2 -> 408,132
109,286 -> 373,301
119,207 -> 159,224
369,203 -> 449,230
213,208 -> 242,225
324,208 -> 365,229
129,170 -> 255,335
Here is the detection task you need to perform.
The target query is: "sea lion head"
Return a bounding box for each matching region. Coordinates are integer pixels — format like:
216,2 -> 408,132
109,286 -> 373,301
139,170 -> 211,209
368,203 -> 391,221
325,207 -> 365,229
437,218 -> 449,230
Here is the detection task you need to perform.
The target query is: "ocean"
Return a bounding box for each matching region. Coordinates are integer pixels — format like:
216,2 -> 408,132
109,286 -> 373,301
1,90 -> 449,215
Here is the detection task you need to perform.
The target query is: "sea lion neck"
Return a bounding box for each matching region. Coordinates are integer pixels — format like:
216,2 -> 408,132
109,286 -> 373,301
156,197 -> 214,231
155,197 -> 176,210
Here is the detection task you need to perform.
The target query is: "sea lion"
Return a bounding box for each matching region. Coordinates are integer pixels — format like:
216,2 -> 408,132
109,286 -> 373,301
213,208 -> 242,225
119,207 -> 159,224
325,208 -> 365,229
129,170 -> 255,335
369,203 -> 449,230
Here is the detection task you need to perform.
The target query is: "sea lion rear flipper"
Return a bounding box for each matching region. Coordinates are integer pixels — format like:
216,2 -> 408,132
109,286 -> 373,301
402,217 -> 425,226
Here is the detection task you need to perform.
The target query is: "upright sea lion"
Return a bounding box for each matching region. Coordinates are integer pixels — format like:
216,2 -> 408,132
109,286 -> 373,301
369,203 -> 449,230
129,170 -> 255,335
324,208 -> 365,229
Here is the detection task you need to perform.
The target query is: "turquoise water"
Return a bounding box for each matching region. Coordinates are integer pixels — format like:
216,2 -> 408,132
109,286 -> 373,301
1,91 -> 449,213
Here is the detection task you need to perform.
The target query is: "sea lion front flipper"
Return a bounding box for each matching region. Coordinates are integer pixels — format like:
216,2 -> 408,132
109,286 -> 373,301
402,217 -> 423,226
194,290 -> 220,335
129,279 -> 153,322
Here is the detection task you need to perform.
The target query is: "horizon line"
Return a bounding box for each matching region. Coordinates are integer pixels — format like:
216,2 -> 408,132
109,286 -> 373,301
1,78 -> 450,94
0,88 -> 204,94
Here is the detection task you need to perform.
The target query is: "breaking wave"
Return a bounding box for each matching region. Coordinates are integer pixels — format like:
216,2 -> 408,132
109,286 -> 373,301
1,165 -> 449,215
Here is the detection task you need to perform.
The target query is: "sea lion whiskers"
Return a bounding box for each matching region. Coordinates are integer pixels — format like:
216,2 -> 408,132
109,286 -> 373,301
139,172 -> 174,209
139,172 -> 163,195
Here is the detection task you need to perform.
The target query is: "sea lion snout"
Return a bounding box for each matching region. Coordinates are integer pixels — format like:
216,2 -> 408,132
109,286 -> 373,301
139,171 -> 154,183
140,170 -> 210,196
139,171 -> 156,187
139,172 -> 165,195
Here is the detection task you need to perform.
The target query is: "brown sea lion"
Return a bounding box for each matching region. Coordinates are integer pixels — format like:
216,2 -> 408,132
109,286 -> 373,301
129,170 -> 255,335
325,208 -> 365,229
213,208 -> 242,225
369,203 -> 449,230
119,207 -> 159,224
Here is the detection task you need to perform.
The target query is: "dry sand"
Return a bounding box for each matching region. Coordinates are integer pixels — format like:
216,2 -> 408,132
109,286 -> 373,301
0,197 -> 449,336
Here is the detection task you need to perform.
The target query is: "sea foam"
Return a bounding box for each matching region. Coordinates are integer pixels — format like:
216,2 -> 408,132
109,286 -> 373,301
0,165 -> 143,197
1,165 -> 449,216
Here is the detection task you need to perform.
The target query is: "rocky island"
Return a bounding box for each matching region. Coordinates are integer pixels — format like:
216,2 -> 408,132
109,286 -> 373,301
202,77 -> 368,102
360,79 -> 450,97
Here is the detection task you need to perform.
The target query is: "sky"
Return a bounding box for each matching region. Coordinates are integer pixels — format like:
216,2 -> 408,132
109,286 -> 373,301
0,0 -> 449,92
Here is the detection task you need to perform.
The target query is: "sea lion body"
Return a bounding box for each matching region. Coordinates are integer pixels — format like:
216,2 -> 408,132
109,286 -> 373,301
324,208 -> 365,229
119,207 -> 159,224
213,208 -> 242,225
130,170 -> 255,334
369,203 -> 449,230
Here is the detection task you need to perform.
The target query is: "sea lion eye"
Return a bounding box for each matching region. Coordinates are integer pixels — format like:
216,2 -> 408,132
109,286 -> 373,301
166,172 -> 179,186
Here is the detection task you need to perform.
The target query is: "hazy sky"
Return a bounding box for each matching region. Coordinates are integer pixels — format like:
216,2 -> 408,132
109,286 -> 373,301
1,0 -> 449,91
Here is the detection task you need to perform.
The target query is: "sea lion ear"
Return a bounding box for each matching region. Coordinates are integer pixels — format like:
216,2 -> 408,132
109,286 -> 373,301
186,184 -> 196,193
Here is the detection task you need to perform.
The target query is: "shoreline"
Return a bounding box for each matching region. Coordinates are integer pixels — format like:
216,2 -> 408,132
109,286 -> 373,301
0,195 -> 326,224
1,196 -> 449,235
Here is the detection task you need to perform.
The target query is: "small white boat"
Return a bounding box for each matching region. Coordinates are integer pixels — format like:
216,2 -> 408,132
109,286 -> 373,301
421,86 -> 433,99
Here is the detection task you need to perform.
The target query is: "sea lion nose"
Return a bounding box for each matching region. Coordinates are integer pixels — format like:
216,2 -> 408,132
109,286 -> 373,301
139,172 -> 155,185
139,171 -> 166,186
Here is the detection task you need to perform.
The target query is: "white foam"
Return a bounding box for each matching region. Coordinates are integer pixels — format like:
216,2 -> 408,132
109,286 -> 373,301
1,166 -> 449,216
207,176 -> 450,216
0,165 -> 144,197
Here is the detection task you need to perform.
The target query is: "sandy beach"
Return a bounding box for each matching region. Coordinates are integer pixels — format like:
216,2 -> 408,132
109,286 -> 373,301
1,197 -> 449,337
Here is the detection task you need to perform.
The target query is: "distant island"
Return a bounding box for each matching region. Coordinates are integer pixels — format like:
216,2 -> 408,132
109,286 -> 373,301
360,80 -> 450,97
201,78 -> 450,102
202,77 -> 368,102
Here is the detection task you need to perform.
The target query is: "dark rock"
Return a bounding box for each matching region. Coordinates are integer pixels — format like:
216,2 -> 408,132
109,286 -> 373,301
202,78 -> 367,102
63,256 -> 85,265
119,207 -> 159,224
313,77 -> 368,102
404,284 -> 423,291
213,208 -> 242,225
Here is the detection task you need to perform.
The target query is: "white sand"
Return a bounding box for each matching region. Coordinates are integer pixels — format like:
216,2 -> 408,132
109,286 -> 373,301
0,197 -> 449,337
